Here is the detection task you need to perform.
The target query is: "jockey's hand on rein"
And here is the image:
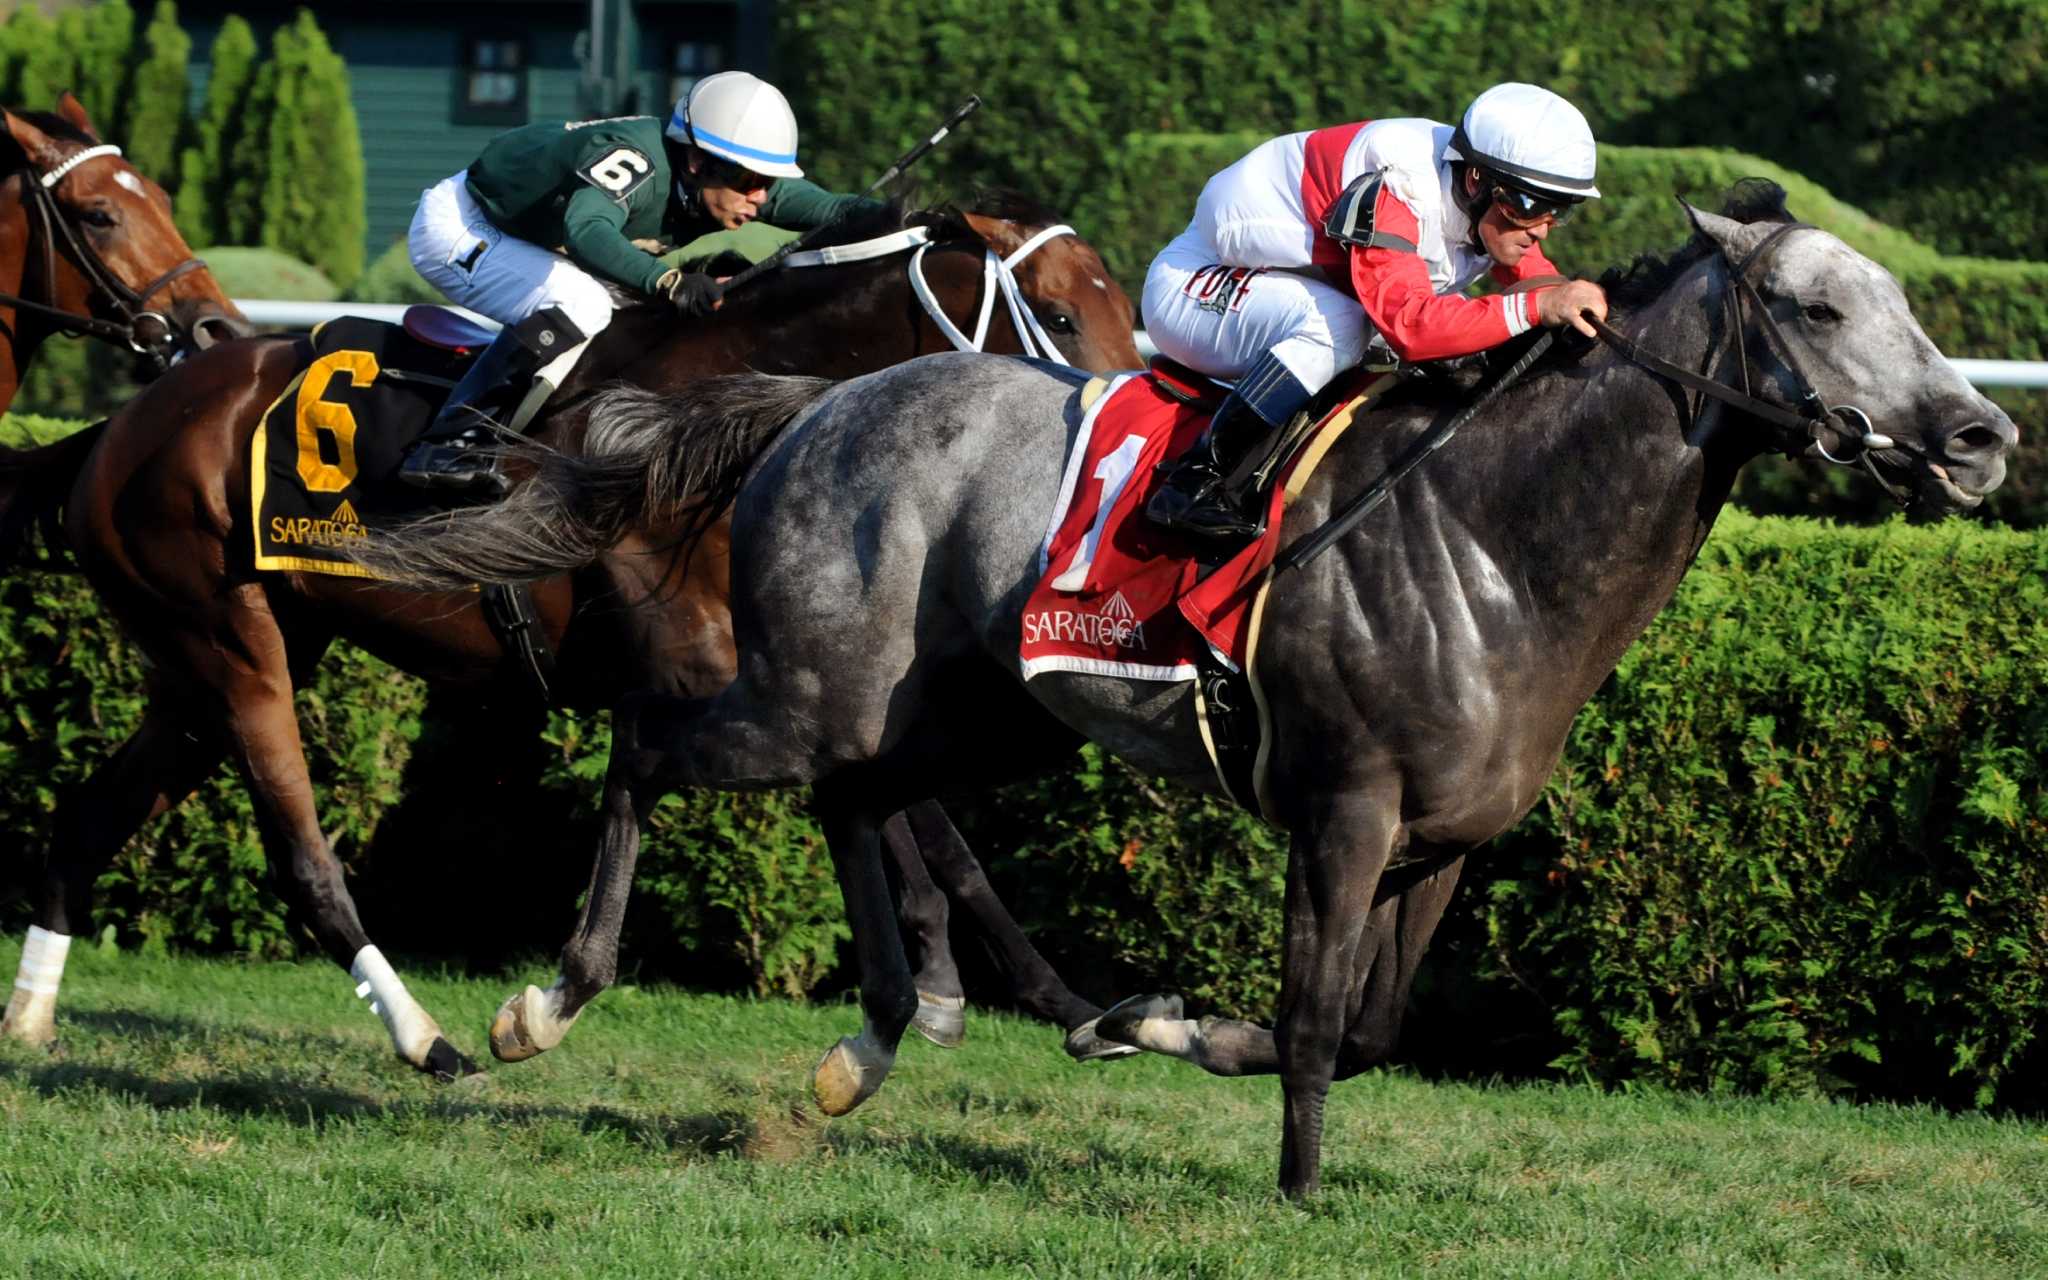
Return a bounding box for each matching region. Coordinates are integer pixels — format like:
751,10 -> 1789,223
1536,279 -> 1608,339
657,268 -> 725,317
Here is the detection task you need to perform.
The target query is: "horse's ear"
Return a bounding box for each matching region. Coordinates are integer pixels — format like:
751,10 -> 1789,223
54,92 -> 99,140
2,109 -> 58,166
959,210 -> 1026,257
1676,196 -> 1757,259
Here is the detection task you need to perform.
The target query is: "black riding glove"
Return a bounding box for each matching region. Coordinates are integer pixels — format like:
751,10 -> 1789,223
657,269 -> 724,318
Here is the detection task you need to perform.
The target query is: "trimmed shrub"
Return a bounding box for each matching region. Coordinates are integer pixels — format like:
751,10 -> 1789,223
200,246 -> 338,303
345,240 -> 438,306
780,0 -> 2048,262
121,2 -> 191,183
175,15 -> 257,246
251,11 -> 365,289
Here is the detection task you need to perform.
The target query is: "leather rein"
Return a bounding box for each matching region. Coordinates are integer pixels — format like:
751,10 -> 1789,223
1590,219 -> 1912,504
0,143 -> 210,370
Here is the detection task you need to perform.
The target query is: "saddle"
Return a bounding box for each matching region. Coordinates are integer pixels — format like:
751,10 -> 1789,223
250,312 -> 558,699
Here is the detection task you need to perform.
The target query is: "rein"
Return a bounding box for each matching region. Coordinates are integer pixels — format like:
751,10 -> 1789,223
1590,220 -> 1911,503
0,144 -> 210,369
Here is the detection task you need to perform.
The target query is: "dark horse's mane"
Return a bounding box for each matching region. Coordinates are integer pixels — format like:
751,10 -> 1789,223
1595,178 -> 1799,309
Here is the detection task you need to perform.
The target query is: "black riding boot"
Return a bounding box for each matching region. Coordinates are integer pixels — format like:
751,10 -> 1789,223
398,307 -> 586,499
1145,349 -> 1313,542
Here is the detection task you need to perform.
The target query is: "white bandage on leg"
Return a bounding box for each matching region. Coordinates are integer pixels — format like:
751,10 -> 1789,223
348,945 -> 437,1058
14,926 -> 73,997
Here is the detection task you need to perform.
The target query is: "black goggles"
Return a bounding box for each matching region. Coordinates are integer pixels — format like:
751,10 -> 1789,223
1489,181 -> 1582,226
702,156 -> 777,194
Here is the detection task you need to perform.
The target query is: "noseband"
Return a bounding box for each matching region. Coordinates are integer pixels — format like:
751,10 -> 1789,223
0,143 -> 212,371
1591,221 -> 1912,504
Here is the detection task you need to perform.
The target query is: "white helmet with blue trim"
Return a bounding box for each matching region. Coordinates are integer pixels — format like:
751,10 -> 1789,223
666,71 -> 804,180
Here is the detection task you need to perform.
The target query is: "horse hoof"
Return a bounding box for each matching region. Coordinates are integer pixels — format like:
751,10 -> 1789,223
911,991 -> 966,1049
1095,993 -> 1184,1050
1063,1017 -> 1141,1062
489,984 -> 576,1063
811,1035 -> 890,1117
423,1036 -> 482,1082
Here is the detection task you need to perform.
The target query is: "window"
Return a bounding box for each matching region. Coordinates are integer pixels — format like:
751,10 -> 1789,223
456,36 -> 527,125
669,41 -> 725,105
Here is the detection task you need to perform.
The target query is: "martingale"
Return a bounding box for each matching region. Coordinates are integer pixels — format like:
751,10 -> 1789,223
251,316 -> 473,577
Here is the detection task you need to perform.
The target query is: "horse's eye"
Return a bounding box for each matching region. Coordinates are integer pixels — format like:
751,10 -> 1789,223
80,208 -> 117,229
1044,312 -> 1075,334
1801,302 -> 1839,324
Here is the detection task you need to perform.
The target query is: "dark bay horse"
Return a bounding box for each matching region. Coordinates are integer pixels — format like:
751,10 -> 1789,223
0,94 -> 246,407
353,185 -> 2015,1194
0,195 -> 1138,1078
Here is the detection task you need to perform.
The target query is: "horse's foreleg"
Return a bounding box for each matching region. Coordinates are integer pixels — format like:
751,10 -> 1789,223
881,809 -> 966,1049
3,708 -> 222,1047
1272,788 -> 1397,1200
490,726 -> 674,1064
214,599 -> 477,1080
1334,851 -> 1467,1077
811,779 -> 919,1116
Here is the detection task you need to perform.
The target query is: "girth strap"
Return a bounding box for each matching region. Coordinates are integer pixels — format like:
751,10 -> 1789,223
481,582 -> 557,704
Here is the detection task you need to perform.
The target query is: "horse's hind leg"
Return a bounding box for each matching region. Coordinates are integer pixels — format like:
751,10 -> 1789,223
810,777 -> 920,1116
891,800 -> 1133,1060
3,705 -> 224,1047
882,808 -> 968,1049
209,591 -> 476,1079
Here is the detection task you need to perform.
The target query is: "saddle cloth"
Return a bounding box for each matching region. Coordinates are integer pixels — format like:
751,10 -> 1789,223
251,316 -> 472,578
1019,363 -> 1384,684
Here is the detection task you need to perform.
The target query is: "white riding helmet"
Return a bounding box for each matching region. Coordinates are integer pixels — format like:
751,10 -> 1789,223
665,71 -> 804,180
1444,82 -> 1600,200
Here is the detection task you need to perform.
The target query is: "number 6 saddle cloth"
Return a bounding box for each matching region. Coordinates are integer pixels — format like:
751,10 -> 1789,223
1019,361 -> 1395,816
251,314 -> 474,578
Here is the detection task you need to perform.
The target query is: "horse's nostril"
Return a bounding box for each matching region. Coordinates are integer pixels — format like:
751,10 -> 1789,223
1949,424 -> 2005,455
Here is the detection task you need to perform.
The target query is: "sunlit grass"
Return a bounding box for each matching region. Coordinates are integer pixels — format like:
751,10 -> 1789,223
1,942 -> 2043,1278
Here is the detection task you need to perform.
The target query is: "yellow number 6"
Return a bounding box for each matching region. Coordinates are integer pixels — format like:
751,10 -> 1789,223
295,349 -> 378,493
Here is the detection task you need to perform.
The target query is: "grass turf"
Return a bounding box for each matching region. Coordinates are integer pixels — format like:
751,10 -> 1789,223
1,942 -> 2042,1278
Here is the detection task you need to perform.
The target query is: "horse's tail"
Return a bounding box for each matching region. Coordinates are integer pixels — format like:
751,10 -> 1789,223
0,421 -> 104,573
352,374 -> 838,590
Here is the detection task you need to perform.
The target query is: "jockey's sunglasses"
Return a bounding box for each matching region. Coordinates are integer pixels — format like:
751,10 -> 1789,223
1490,182 -> 1582,227
702,157 -> 777,195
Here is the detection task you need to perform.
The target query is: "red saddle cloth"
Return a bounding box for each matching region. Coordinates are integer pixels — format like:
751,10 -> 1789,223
1018,365 -> 1355,682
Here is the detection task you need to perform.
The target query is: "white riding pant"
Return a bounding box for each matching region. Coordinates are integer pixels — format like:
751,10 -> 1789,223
408,173 -> 614,382
1140,230 -> 1369,394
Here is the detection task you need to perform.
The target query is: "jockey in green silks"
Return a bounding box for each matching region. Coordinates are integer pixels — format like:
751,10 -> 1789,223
399,71 -> 883,497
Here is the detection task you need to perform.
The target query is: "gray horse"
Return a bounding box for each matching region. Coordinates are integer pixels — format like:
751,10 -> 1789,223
357,186 -> 2015,1197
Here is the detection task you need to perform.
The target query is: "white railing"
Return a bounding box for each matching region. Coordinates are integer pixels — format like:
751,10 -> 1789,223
230,300 -> 2048,389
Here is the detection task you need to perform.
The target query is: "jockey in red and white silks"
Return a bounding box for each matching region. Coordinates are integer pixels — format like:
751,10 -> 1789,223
1143,82 -> 1610,541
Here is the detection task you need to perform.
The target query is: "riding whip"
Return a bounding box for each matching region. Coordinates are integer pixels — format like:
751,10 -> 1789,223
720,95 -> 984,293
1276,330 -> 1556,572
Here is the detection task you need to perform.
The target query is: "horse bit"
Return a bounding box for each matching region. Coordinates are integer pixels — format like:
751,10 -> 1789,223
1590,219 -> 1912,503
0,143 -> 212,370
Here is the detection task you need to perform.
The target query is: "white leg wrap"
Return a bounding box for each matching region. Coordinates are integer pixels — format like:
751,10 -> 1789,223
349,946 -> 438,1061
1126,1013 -> 1204,1062
14,926 -> 72,998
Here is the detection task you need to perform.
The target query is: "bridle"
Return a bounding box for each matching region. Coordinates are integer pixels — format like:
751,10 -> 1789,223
1590,220 -> 1913,504
779,219 -> 1083,365
908,222 -> 1079,365
0,143 -> 213,371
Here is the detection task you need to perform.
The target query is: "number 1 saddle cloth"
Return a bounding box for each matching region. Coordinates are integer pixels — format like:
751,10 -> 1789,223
250,315 -> 474,578
1018,360 -> 1395,816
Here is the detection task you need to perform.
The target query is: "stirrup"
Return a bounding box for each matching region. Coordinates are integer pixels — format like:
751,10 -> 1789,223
398,433 -> 510,499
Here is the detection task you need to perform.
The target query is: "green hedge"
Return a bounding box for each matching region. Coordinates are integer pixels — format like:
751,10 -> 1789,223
4,413 -> 2044,1107
781,0 -> 2048,263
